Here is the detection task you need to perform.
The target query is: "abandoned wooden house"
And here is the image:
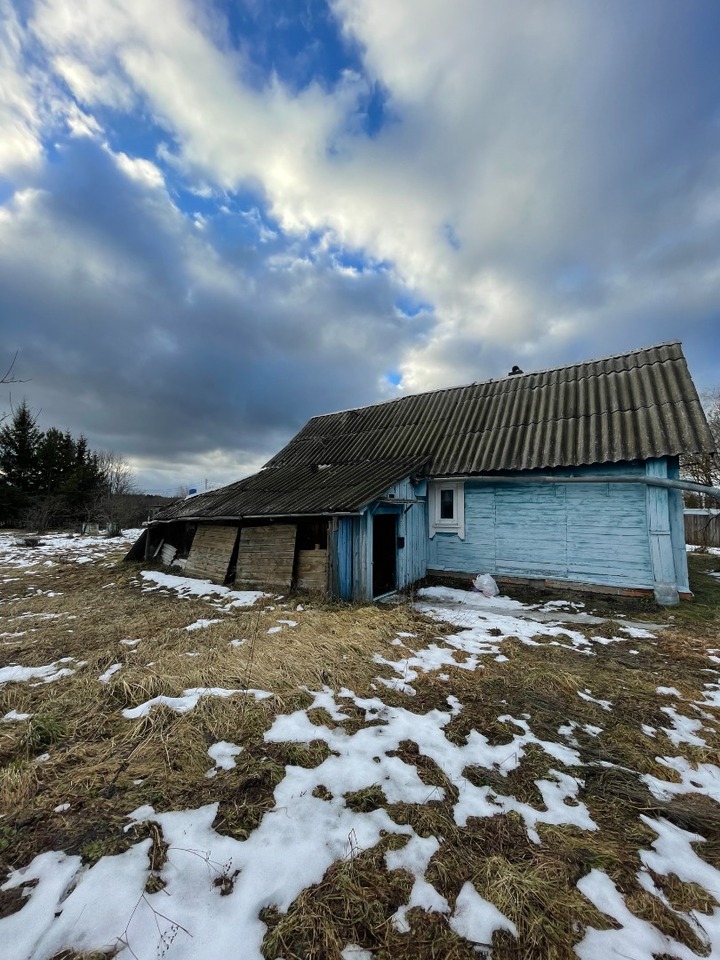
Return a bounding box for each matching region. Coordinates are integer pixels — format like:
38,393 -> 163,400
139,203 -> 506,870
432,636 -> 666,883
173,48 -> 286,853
131,341 -> 715,604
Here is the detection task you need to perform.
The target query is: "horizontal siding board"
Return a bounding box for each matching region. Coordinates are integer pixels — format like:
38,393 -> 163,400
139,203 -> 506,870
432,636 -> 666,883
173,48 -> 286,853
296,549 -> 327,591
426,469 -> 655,589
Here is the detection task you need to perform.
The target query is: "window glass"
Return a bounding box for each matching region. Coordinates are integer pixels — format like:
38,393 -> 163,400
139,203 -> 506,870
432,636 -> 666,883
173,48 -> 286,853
440,488 -> 454,519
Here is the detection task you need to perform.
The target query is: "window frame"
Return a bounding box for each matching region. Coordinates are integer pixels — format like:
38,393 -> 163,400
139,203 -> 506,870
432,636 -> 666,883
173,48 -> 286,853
429,481 -> 465,539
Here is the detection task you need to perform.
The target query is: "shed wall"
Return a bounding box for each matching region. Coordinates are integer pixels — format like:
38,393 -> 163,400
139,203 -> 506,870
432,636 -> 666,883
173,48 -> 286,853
387,477 -> 428,591
336,477 -> 428,601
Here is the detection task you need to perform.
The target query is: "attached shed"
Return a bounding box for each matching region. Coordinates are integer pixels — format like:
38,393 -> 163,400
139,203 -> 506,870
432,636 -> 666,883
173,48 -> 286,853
136,341 -> 715,604
140,456 -> 428,597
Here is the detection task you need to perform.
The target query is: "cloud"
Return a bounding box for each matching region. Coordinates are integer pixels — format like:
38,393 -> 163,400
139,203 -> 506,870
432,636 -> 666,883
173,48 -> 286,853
2,0 -> 720,489
0,0 -> 44,176
0,135 -> 426,489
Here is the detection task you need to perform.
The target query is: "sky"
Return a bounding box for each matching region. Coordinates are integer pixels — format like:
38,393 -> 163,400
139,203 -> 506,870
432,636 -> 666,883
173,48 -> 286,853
1,0 -> 719,494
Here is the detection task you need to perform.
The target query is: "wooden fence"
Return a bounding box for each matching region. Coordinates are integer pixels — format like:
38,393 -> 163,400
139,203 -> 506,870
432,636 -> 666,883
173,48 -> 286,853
684,510 -> 720,548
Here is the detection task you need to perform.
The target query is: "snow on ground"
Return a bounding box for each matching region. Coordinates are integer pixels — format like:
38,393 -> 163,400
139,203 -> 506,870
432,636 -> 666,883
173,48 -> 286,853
450,880 -> 517,944
205,741 -> 243,778
0,529 -> 143,570
122,686 -> 272,719
379,585 -> 650,693
184,618 -> 223,631
0,658 -> 84,686
140,570 -> 266,609
98,664 -> 122,683
1,568 -> 719,959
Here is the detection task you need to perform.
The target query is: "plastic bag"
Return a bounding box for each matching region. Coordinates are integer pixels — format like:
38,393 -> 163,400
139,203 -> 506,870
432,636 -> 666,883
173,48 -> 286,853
472,573 -> 499,597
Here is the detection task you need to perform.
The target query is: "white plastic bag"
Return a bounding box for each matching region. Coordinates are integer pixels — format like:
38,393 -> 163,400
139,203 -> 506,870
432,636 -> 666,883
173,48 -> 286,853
472,573 -> 499,597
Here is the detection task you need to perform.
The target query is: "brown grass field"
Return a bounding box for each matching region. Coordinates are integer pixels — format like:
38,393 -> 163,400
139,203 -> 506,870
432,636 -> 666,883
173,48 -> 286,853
1,539 -> 719,959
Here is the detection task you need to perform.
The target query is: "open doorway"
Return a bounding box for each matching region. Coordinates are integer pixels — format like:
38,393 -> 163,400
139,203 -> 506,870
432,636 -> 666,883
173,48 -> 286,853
372,514 -> 397,597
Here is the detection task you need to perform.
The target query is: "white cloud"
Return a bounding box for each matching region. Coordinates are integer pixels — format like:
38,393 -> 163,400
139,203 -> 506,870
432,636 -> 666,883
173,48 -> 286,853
53,54 -> 135,110
113,150 -> 165,189
2,0 -> 718,480
0,0 -> 43,175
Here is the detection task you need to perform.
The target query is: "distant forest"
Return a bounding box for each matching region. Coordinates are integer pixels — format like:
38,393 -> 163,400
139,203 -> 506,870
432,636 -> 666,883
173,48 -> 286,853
0,399 -> 169,532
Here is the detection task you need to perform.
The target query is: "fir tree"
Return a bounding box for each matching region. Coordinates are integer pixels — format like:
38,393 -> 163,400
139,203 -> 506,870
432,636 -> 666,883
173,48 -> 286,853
0,399 -> 41,492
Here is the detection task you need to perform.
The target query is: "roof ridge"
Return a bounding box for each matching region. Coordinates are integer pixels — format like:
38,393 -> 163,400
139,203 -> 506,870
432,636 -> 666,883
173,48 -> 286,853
305,340 -> 683,422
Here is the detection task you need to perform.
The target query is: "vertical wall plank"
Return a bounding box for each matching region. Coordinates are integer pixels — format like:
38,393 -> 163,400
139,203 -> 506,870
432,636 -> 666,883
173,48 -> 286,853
645,459 -> 680,603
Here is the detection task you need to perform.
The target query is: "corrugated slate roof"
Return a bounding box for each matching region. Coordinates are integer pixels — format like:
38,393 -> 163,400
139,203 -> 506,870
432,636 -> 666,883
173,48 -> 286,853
152,341 -> 714,522
266,341 -> 714,475
152,457 -> 428,522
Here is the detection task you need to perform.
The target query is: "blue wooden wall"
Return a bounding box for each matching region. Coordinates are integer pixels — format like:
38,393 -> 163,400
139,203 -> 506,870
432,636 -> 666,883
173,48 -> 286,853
336,477 -> 428,601
334,458 -> 690,600
666,457 -> 690,593
427,461 -> 672,591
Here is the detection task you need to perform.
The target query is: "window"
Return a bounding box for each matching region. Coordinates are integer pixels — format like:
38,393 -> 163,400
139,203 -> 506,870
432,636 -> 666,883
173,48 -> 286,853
429,481 -> 465,539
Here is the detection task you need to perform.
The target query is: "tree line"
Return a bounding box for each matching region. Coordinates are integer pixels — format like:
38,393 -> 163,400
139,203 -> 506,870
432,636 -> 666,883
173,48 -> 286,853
0,399 -> 137,532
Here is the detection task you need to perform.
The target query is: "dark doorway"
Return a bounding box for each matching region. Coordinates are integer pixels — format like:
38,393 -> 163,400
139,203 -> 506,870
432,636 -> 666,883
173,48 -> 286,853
373,514 -> 397,597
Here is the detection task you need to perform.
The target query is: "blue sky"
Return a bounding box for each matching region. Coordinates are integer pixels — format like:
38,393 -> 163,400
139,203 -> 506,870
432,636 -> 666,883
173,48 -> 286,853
1,0 -> 719,493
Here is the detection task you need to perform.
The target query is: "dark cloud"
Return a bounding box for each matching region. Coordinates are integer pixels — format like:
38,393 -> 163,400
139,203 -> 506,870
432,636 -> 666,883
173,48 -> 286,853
0,136 -> 429,487
2,0 -> 720,494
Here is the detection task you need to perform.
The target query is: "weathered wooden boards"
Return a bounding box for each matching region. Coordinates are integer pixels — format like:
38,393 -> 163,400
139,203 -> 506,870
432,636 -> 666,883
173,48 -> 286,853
185,525 -> 239,582
174,521 -> 326,592
236,524 -> 297,590
296,548 -> 327,592
685,511 -> 720,547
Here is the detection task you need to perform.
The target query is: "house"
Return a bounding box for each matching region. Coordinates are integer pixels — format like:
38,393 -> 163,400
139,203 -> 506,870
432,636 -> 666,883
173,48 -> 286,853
135,342 -> 715,605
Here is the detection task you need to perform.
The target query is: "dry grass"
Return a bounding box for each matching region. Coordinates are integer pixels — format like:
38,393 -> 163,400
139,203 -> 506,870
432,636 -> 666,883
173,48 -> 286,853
0,547 -> 719,958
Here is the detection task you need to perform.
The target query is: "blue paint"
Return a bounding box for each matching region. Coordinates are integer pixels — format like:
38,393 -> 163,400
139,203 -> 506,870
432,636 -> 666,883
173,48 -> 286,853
336,516 -> 354,600
331,459 -> 691,600
330,477 -> 428,600
645,459 -> 680,602
667,457 -> 690,593
428,462 -> 662,590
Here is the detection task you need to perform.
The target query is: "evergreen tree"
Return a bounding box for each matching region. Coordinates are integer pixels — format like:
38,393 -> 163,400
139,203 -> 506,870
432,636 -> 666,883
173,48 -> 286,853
36,428 -> 76,493
61,435 -> 108,521
0,400 -> 41,492
0,401 -> 137,529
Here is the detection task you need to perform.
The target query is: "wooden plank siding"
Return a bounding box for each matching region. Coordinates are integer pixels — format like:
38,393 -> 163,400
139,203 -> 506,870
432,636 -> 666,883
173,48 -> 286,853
386,477 -> 428,592
236,524 -> 297,590
335,517 -> 354,600
684,512 -> 720,548
296,548 -> 327,592
566,483 -> 652,584
495,485 -> 568,577
344,477 -> 428,601
184,524 -> 239,583
428,462 -> 660,590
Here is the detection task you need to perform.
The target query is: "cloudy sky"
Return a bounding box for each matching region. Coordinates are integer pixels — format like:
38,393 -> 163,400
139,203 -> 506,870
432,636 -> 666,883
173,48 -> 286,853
1,0 -> 719,493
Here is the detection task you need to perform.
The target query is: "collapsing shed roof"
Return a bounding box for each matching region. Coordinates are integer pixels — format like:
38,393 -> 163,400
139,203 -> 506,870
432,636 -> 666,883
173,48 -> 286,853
151,457 -> 428,522
266,341 -> 714,476
152,341 -> 714,523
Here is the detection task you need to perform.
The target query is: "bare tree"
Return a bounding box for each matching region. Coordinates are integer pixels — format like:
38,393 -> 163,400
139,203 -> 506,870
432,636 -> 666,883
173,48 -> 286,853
96,451 -> 139,535
683,390 -> 720,506
1,351 -> 28,424
98,450 -> 138,496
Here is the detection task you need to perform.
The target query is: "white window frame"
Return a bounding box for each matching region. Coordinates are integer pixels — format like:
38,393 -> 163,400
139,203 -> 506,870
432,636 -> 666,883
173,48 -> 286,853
429,481 -> 465,539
